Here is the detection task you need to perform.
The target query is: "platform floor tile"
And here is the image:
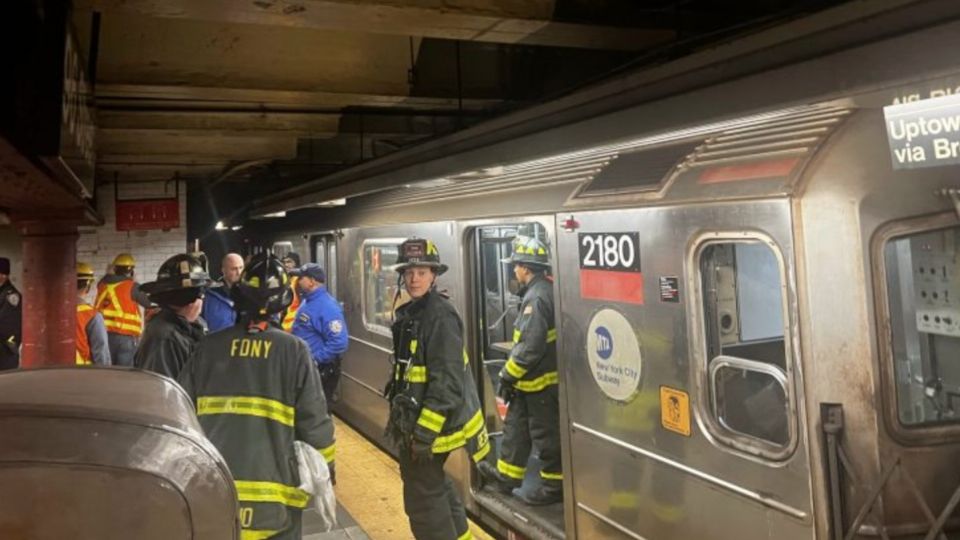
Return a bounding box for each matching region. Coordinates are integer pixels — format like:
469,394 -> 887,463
330,417 -> 495,540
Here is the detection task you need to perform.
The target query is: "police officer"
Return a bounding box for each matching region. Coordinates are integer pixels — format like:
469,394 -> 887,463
135,254 -> 212,379
95,253 -> 152,366
281,252 -> 301,332
202,252 -> 244,333
290,263 -> 348,402
385,238 -> 489,540
178,253 -> 336,540
0,257 -> 21,371
76,262 -> 111,366
478,236 -> 562,505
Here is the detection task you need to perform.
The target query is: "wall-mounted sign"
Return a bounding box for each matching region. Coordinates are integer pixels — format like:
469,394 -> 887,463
884,93 -> 960,170
116,199 -> 180,231
578,232 -> 644,304
586,308 -> 642,401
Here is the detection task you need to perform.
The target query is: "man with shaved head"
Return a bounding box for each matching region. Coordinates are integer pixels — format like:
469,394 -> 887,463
201,253 -> 244,333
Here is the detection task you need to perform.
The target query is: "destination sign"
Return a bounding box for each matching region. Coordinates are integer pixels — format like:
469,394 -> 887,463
884,93 -> 960,170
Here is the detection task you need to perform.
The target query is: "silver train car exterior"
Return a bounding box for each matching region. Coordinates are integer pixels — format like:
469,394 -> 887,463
258,8 -> 960,539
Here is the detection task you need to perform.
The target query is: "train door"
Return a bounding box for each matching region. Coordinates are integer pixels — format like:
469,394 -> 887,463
468,219 -> 565,539
555,203 -> 814,540
311,233 -> 338,299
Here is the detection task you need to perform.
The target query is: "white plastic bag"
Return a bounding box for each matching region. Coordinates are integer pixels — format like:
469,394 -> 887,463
294,440 -> 338,531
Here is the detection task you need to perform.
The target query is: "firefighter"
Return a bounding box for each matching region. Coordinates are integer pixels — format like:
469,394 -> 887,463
95,253 -> 151,366
178,253 -> 336,540
76,262 -> 111,366
135,254 -> 212,379
478,236 -> 562,505
0,257 -> 21,371
281,252 -> 301,332
385,238 -> 489,540
290,263 -> 348,402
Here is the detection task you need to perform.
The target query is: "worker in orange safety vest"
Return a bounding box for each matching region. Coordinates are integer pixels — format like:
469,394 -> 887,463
281,252 -> 301,332
76,262 -> 111,366
95,253 -> 152,366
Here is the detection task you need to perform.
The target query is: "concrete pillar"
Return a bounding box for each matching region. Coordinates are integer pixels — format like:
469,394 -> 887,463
16,221 -> 78,367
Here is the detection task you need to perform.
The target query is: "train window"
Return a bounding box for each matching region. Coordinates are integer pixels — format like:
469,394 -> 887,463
882,226 -> 960,427
362,241 -> 401,335
698,239 -> 794,454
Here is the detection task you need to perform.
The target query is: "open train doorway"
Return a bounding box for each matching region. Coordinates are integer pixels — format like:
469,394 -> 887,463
469,221 -> 564,539
310,233 -> 339,299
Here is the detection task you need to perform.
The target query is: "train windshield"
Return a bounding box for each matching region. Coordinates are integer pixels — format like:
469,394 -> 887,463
884,226 -> 960,427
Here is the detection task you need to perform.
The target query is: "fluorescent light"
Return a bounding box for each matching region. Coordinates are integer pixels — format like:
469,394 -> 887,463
315,198 -> 346,207
215,221 -> 227,231
230,225 -> 243,231
262,211 -> 287,218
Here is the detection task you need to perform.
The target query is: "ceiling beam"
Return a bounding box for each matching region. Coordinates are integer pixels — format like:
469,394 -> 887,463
76,0 -> 675,51
96,84 -> 502,112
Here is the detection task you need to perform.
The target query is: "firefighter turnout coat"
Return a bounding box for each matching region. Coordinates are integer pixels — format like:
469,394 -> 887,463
178,321 -> 336,540
390,290 -> 489,462
500,274 -> 558,393
135,308 -> 205,380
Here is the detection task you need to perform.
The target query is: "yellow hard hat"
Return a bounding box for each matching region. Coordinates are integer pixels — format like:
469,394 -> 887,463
113,253 -> 136,267
77,262 -> 95,279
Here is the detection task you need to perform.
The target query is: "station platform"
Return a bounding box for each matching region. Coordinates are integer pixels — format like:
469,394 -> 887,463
303,417 -> 494,540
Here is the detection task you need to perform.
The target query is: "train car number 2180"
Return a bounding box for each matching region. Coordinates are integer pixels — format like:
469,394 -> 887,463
578,232 -> 641,272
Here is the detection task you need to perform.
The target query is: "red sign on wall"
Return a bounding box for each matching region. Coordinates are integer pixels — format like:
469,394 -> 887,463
116,199 -> 180,231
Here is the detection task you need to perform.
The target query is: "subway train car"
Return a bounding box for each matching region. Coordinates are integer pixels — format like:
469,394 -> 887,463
256,9 -> 960,540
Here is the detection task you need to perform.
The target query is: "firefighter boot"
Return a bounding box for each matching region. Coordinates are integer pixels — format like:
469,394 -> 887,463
478,461 -> 520,495
514,485 -> 563,506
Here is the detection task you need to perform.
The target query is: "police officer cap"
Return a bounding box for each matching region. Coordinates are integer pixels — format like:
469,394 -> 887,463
290,263 -> 326,282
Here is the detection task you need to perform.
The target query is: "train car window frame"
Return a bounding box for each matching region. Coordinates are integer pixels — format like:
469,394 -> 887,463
360,238 -> 405,337
688,232 -> 799,461
873,212 -> 960,444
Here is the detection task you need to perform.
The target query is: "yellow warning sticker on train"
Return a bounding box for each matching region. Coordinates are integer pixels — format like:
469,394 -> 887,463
660,386 -> 691,437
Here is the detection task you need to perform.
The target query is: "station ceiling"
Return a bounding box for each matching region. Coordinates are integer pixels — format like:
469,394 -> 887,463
71,0 -> 850,217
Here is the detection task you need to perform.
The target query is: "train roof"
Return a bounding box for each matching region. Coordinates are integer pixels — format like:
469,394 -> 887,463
253,1 -> 960,229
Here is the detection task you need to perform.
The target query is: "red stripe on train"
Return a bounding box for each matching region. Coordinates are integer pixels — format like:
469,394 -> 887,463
580,268 -> 644,304
698,157 -> 801,184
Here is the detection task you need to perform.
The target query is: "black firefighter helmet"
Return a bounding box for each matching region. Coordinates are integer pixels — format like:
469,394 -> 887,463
501,236 -> 551,270
393,237 -> 448,275
233,253 -> 293,316
141,253 -> 214,307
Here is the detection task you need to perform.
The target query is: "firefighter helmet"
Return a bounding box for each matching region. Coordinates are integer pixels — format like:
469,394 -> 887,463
393,238 -> 448,275
112,253 -> 136,267
77,262 -> 95,280
502,236 -> 551,269
141,254 -> 214,306
233,253 -> 293,316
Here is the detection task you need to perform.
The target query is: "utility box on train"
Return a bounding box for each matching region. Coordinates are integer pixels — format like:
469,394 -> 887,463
0,368 -> 239,539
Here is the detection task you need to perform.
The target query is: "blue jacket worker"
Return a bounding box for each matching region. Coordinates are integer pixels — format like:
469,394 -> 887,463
291,263 -> 348,401
201,253 -> 244,333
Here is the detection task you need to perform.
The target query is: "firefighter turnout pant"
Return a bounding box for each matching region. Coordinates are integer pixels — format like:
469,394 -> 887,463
498,384 -> 562,490
107,333 -> 138,367
399,450 -> 471,540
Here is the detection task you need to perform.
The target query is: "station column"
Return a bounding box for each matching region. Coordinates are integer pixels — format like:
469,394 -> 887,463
16,219 -> 79,367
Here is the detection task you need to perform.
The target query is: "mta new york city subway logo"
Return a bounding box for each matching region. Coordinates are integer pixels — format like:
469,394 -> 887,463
595,326 -> 613,360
